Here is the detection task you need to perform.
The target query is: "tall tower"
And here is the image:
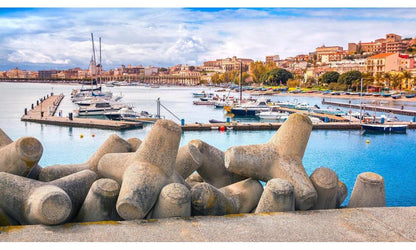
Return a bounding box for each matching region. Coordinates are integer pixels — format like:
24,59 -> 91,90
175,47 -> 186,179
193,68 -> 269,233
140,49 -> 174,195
89,56 -> 97,77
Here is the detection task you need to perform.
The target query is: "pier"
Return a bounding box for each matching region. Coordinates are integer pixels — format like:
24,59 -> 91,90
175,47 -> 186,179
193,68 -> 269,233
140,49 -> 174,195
181,121 -> 416,131
322,99 -> 416,116
21,94 -> 143,130
1,206 -> 415,241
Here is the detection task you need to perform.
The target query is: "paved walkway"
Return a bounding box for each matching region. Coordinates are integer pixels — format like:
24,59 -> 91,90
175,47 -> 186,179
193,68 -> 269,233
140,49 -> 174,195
0,206 -> 415,242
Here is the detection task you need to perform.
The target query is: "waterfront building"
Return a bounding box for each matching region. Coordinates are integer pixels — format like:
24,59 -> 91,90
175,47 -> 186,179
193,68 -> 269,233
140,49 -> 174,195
315,45 -> 344,62
265,55 -> 280,63
38,70 -> 59,79
328,59 -> 367,73
366,53 -> 415,75
202,56 -> 253,73
295,54 -> 309,62
349,33 -> 411,55
366,53 -> 399,75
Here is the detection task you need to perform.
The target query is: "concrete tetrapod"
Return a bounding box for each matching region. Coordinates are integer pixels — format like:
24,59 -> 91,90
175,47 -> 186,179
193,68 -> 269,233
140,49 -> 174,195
0,208 -> 19,226
188,139 -> 245,188
39,134 -> 131,181
175,144 -> 202,179
224,113 -> 317,210
348,172 -> 386,208
49,169 -> 98,222
116,120 -> 182,220
191,178 -> 263,216
0,136 -> 43,176
0,128 -> 43,179
151,183 -> 191,219
0,128 -> 13,147
97,152 -> 189,188
255,178 -> 295,213
185,172 -> 204,188
75,178 -> 121,222
0,172 -> 72,225
310,167 -> 339,210
336,180 -> 348,208
126,137 -> 142,152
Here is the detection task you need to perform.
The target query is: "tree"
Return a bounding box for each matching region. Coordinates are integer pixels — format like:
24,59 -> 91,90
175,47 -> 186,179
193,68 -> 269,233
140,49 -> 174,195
319,71 -> 340,84
338,70 -> 362,89
382,72 -> 391,90
264,68 -> 293,86
249,61 -> 267,83
402,70 -> 412,89
390,74 -> 403,90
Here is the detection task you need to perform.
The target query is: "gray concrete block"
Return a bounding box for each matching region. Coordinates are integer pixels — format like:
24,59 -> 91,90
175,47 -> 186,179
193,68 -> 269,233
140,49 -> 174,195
39,134 -> 131,181
348,172 -> 385,208
255,178 -> 294,213
75,178 -> 121,222
310,167 -> 339,210
49,170 -> 98,221
126,137 -> 142,152
0,172 -> 72,225
189,139 -> 245,188
175,144 -> 202,179
151,183 -> 191,219
0,137 -> 43,176
224,113 -> 317,210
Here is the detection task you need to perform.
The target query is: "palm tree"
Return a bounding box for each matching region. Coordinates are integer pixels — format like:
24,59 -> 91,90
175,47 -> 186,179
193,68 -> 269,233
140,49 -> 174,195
383,72 -> 391,90
374,72 -> 383,86
402,71 -> 412,90
390,74 -> 403,90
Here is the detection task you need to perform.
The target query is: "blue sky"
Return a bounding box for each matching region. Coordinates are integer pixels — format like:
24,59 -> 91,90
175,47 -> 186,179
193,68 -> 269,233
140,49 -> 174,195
0,7 -> 416,71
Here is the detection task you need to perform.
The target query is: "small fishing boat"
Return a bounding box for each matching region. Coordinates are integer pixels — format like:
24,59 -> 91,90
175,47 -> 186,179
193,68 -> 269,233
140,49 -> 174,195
405,94 -> 416,98
255,110 -> 289,120
209,119 -> 227,123
391,93 -> 402,99
361,123 -> 407,133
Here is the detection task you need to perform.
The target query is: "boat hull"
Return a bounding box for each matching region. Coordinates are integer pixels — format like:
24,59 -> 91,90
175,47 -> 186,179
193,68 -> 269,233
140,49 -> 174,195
361,124 -> 407,133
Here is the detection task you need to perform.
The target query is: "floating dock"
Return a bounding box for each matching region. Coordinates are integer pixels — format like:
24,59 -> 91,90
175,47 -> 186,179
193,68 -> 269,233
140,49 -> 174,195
322,99 -> 416,116
181,121 -> 416,131
21,94 -> 143,130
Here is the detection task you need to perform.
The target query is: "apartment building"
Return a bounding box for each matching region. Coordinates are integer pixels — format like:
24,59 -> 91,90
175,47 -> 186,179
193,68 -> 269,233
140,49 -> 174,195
366,53 -> 414,75
265,55 -> 280,63
315,45 -> 344,62
349,33 -> 410,54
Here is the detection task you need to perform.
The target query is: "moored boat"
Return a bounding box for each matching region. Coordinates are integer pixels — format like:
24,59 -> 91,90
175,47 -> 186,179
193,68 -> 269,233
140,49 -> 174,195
361,123 -> 407,133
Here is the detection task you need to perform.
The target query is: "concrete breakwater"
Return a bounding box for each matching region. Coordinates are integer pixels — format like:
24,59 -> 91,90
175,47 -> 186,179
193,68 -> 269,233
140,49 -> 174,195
0,114 -> 393,240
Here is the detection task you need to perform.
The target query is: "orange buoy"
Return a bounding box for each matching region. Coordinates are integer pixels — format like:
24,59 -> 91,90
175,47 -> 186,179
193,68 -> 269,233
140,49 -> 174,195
219,126 -> 226,132
92,134 -> 95,137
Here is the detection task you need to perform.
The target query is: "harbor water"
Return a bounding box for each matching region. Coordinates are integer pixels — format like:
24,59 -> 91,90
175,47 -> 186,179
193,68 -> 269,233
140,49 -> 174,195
1,82 -> 416,207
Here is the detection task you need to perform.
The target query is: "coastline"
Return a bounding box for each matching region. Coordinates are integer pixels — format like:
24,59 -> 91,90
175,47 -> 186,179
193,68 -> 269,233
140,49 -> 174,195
3,80 -> 416,104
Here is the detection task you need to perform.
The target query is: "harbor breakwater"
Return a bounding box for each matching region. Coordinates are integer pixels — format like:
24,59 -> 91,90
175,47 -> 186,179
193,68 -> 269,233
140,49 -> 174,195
0,114 -> 398,241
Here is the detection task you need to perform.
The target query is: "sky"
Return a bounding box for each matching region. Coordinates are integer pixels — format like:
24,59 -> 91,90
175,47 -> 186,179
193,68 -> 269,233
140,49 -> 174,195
1,4 -> 416,71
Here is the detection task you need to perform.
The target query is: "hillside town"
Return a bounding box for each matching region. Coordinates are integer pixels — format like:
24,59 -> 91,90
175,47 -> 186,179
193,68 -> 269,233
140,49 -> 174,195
1,33 -> 416,90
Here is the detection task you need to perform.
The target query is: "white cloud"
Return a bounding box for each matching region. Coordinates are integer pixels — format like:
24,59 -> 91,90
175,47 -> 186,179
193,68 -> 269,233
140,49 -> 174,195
1,8 -> 416,70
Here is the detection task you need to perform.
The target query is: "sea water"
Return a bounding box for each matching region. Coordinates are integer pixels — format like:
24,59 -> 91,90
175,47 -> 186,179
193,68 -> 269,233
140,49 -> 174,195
0,82 -> 415,207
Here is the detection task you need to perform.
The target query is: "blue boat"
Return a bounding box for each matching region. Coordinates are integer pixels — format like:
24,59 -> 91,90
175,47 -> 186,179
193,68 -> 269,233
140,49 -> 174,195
391,94 -> 402,99
361,124 -> 407,133
405,94 -> 416,98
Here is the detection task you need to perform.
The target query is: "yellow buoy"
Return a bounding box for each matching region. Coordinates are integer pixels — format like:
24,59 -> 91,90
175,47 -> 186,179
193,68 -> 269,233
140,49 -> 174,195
366,140 -> 370,144
80,134 -> 84,138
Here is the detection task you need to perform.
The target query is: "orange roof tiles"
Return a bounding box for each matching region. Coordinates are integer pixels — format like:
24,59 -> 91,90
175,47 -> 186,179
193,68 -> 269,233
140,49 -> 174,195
368,53 -> 396,59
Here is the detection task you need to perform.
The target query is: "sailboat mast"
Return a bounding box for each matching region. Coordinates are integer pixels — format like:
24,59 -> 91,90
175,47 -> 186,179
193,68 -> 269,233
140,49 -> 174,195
239,60 -> 243,105
99,37 -> 102,88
